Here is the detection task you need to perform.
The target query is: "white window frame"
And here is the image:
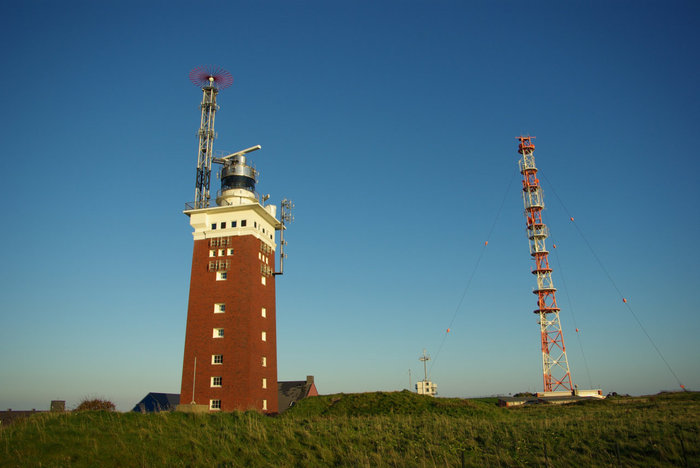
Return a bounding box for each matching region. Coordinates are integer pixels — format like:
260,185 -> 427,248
261,331 -> 267,341
262,378 -> 267,389
261,276 -> 266,285
213,328 -> 224,338
214,303 -> 225,314
212,354 -> 223,365
216,271 -> 227,281
209,250 -> 216,257
210,399 -> 221,410
228,248 -> 234,255
261,307 -> 266,318
261,356 -> 267,367
211,376 -> 222,387
262,399 -> 267,411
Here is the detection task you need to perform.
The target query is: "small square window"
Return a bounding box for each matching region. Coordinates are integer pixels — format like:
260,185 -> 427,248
262,399 -> 267,411
231,221 -> 237,228
261,307 -> 266,318
219,249 -> 225,256
213,328 -> 224,338
210,399 -> 221,410
228,248 -> 234,255
261,276 -> 266,285
262,378 -> 267,389
221,222 -> 226,229
211,224 -> 217,230
212,354 -> 223,364
209,250 -> 216,257
211,376 -> 222,387
241,220 -> 247,227
216,271 -> 227,281
261,331 -> 267,341
261,356 -> 267,367
214,303 -> 225,313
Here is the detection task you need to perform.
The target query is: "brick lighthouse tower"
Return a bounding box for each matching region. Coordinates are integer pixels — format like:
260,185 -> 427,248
178,66 -> 291,413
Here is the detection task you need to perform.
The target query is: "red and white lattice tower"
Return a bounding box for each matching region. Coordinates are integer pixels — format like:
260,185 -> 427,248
517,136 -> 574,392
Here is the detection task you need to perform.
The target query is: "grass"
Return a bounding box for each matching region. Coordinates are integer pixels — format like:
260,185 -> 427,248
1,390 -> 698,467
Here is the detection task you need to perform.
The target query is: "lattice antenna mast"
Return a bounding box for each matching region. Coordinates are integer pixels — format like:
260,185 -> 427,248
275,199 -> 294,276
189,65 -> 234,209
419,349 -> 430,381
517,136 -> 574,392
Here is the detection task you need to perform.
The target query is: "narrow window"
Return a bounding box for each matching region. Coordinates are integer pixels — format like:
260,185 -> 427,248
254,221 -> 257,228
261,276 -> 266,285
261,307 -> 266,318
262,399 -> 267,411
262,356 -> 267,367
220,222 -> 226,229
262,378 -> 267,389
261,331 -> 267,341
218,249 -> 225,256
228,248 -> 234,255
211,376 -> 222,387
231,221 -> 237,228
211,224 -> 217,230
241,220 -> 247,227
213,328 -> 224,338
210,399 -> 221,410
212,354 -> 223,364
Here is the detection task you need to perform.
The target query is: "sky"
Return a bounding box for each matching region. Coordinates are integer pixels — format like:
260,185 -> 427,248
0,1 -> 698,411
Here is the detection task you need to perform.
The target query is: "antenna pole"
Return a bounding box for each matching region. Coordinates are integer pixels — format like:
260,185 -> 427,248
516,136 -> 574,392
276,199 -> 294,275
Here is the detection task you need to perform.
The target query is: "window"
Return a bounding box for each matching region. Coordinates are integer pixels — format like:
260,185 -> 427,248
216,271 -> 227,281
262,399 -> 267,411
209,250 -> 216,257
254,221 -> 257,228
258,252 -> 261,260
261,331 -> 267,341
220,222 -> 226,229
211,376 -> 222,387
261,307 -> 266,318
212,354 -> 223,364
231,221 -> 237,228
211,224 -> 217,230
214,303 -> 225,314
219,249 -> 226,256
228,248 -> 234,255
262,378 -> 267,389
262,228 -> 265,234
261,276 -> 266,285
213,328 -> 224,338
210,399 -> 221,410
261,356 -> 267,367
241,220 -> 247,227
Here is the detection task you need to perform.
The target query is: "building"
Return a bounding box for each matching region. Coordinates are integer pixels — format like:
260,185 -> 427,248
178,151 -> 283,413
415,380 -> 438,396
278,376 -> 319,412
132,393 -> 180,413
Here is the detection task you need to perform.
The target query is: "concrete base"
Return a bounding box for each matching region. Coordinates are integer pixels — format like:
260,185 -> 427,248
175,404 -> 209,414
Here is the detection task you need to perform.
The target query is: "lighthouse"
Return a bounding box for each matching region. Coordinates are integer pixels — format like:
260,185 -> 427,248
178,66 -> 290,413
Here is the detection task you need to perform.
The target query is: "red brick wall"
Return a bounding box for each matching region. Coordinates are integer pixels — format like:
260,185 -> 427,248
179,235 -> 278,413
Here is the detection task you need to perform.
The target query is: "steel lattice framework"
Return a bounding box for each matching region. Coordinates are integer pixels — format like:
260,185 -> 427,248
189,66 -> 233,209
517,136 -> 574,392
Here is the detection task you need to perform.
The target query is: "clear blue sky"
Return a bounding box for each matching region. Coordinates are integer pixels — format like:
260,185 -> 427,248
1,1 -> 698,411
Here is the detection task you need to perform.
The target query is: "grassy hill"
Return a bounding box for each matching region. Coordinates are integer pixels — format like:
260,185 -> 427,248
1,390 -> 698,467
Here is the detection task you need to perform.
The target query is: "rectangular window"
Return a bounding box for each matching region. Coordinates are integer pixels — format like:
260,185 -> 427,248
231,221 -> 237,228
210,399 -> 221,410
262,356 -> 267,367
261,307 -> 266,318
228,248 -> 234,255
212,354 -> 223,364
214,303 -> 225,313
241,220 -> 247,227
262,399 -> 267,411
216,271 -> 227,281
213,328 -> 224,338
219,249 -> 226,256
261,331 -> 267,341
211,376 -> 222,387
209,250 -> 216,257
261,276 -> 266,285
220,222 -> 226,229
254,221 -> 257,228
262,378 -> 267,389
211,224 -> 217,230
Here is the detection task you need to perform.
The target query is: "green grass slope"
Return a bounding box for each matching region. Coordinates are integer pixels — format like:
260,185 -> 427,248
1,391 -> 698,467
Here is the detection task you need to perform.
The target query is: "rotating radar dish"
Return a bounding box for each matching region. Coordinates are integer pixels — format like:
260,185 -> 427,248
189,65 -> 234,89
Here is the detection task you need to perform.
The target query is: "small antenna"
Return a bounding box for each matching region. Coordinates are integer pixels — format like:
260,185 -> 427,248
275,199 -> 294,275
419,349 -> 431,382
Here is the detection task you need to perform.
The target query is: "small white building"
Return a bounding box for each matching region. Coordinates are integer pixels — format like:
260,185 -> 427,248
416,380 -> 438,397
